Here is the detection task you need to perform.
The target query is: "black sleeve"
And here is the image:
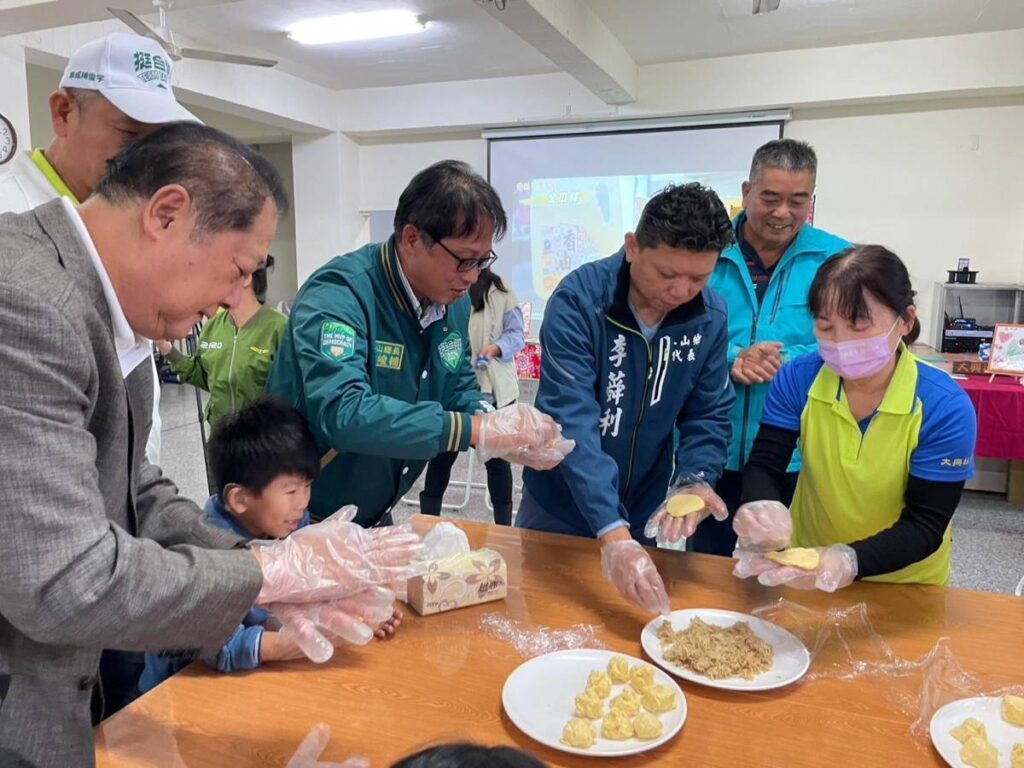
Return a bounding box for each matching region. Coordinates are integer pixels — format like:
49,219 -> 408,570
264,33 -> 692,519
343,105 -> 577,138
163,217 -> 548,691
849,475 -> 963,579
740,424 -> 799,505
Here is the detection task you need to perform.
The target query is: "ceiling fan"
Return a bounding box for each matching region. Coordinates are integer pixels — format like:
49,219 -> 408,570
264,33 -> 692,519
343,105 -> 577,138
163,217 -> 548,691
107,0 -> 277,68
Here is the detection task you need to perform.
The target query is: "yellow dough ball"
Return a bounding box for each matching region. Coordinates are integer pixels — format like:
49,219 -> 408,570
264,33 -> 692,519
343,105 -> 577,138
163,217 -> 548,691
633,711 -> 664,740
601,709 -> 634,740
561,717 -> 596,749
628,663 -> 655,694
575,691 -> 604,720
666,494 -> 705,518
1003,694 -> 1024,726
586,670 -> 612,699
951,718 -> 988,744
610,687 -> 642,716
1009,743 -> 1024,768
764,547 -> 821,570
960,735 -> 999,768
607,655 -> 630,683
642,683 -> 678,714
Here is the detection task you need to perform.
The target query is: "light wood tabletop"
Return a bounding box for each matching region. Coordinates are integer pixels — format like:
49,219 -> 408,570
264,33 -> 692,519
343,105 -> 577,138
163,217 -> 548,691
95,515 -> 1024,767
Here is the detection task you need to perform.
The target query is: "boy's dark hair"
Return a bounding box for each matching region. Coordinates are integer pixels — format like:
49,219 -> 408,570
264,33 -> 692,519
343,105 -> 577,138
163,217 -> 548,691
808,244 -> 921,345
391,743 -> 547,768
394,159 -> 507,244
634,182 -> 734,254
95,122 -> 289,236
208,397 -> 320,498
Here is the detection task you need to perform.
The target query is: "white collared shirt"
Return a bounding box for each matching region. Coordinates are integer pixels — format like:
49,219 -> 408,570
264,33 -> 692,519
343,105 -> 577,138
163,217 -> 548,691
394,250 -> 447,330
61,197 -> 153,378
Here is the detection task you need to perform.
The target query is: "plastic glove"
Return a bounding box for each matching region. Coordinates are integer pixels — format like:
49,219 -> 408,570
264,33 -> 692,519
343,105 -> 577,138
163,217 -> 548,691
476,403 -> 573,469
271,586 -> 398,663
755,544 -> 859,593
644,481 -> 728,543
600,539 -> 670,615
733,500 -> 793,552
286,723 -> 369,768
254,509 -> 422,605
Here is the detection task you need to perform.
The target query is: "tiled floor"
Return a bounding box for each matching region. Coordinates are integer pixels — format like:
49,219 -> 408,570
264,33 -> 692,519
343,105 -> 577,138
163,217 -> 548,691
157,381 -> 1024,596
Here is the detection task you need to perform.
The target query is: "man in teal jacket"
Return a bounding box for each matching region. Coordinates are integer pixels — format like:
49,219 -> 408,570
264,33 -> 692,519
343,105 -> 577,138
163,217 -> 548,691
265,161 -> 568,526
691,139 -> 851,555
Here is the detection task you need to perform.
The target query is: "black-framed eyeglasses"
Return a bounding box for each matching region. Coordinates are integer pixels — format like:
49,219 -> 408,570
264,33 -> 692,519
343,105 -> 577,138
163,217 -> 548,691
426,232 -> 498,273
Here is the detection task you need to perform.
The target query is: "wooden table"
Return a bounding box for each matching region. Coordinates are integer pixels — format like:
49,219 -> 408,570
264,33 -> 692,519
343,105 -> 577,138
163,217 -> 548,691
95,516 -> 1024,767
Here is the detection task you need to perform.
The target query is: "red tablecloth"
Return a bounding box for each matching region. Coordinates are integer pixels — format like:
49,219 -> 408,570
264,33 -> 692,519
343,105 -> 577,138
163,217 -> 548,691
957,374 -> 1024,461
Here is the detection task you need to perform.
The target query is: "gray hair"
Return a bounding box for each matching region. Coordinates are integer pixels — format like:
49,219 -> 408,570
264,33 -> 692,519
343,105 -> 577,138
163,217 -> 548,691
749,139 -> 817,183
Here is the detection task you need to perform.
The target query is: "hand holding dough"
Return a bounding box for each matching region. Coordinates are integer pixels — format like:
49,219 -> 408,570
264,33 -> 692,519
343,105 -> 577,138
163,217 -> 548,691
764,547 -> 821,570
666,494 -> 705,518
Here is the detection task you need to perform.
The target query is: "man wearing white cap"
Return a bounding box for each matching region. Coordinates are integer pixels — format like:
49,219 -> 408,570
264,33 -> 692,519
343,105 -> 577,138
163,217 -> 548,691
0,31 -> 199,720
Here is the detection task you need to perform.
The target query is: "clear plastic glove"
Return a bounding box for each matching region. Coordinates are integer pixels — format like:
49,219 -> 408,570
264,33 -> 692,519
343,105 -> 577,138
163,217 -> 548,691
733,500 -> 793,552
286,723 -> 369,768
643,481 -> 728,543
754,544 -> 859,592
270,586 -> 398,663
476,403 -> 574,469
254,507 -> 422,605
600,539 -> 670,615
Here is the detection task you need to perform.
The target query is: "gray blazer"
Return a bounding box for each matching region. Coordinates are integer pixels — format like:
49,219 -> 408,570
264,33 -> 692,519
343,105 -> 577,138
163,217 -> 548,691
0,200 -> 264,767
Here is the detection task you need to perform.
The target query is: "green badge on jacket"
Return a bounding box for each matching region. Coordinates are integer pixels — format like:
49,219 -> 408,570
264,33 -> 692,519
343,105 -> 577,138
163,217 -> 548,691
437,331 -> 464,373
321,321 -> 356,360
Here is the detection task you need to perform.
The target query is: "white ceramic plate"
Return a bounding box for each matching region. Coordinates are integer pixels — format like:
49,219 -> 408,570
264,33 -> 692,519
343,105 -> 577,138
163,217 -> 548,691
641,608 -> 811,692
930,696 -> 1024,767
501,648 -> 687,757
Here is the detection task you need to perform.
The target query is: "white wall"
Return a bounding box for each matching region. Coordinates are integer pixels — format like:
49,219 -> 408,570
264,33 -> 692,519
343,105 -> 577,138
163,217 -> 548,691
788,99 -> 1024,344
1,40 -> 31,157
358,137 -> 486,212
252,141 -> 297,308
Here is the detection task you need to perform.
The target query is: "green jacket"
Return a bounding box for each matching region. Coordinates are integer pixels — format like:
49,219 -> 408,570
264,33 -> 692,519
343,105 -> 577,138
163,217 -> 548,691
264,237 -> 483,525
168,305 -> 288,425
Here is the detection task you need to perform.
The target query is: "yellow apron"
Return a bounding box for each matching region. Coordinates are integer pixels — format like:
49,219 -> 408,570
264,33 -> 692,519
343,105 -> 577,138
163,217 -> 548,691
791,345 -> 951,585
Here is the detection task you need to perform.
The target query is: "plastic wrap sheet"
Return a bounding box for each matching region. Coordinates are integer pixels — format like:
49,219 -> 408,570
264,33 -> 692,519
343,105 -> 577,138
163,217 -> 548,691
752,598 -> 1024,746
478,613 -> 607,659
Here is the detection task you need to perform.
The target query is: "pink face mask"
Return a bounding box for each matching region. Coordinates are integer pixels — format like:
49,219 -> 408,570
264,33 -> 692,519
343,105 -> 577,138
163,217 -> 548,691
818,318 -> 901,380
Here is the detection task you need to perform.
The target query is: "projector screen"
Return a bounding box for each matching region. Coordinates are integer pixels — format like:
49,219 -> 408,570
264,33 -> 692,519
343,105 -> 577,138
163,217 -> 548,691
488,122 -> 783,334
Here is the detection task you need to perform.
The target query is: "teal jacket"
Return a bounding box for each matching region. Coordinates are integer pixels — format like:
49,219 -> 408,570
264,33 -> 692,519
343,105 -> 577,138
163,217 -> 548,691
709,214 -> 850,473
265,237 -> 483,525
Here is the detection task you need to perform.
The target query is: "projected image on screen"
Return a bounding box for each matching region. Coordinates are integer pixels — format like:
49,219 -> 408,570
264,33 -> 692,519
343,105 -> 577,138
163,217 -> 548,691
489,123 -> 782,333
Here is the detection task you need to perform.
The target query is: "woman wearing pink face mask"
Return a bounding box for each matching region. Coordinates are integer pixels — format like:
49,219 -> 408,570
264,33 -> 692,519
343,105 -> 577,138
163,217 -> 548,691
731,245 -> 977,590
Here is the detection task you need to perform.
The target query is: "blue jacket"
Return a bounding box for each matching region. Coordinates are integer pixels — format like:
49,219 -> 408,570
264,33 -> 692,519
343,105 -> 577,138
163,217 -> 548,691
139,497 -> 311,693
709,214 -> 850,472
522,251 -> 734,538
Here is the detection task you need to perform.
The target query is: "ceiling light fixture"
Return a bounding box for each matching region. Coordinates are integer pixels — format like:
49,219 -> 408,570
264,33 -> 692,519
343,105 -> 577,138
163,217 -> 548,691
287,10 -> 428,45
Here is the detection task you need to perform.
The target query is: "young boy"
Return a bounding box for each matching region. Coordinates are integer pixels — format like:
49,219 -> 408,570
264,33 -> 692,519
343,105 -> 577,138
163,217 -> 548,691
140,397 -> 401,692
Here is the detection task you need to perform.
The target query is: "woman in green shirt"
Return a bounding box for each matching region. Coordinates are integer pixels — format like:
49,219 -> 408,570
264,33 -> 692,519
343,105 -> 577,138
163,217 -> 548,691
156,256 -> 288,426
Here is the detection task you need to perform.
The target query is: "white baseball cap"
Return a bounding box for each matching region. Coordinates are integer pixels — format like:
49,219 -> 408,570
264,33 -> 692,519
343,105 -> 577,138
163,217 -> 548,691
59,33 -> 199,125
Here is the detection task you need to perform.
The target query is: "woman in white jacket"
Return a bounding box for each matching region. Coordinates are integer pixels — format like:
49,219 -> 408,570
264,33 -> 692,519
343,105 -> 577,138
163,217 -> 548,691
420,268 -> 525,524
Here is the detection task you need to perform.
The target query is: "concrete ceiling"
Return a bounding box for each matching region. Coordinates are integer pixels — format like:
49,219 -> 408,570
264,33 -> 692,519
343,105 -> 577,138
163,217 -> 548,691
6,0 -> 1024,93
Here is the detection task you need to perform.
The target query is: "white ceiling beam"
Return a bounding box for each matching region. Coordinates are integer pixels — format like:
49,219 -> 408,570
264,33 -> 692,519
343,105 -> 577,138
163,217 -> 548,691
474,0 -> 637,105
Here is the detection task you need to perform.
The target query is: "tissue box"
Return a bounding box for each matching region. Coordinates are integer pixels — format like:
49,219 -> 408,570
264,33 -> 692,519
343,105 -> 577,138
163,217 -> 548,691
407,548 -> 507,616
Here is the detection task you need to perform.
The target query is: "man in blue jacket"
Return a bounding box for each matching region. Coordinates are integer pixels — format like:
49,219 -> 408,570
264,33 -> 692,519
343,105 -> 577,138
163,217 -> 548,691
690,139 -> 851,556
518,183 -> 736,614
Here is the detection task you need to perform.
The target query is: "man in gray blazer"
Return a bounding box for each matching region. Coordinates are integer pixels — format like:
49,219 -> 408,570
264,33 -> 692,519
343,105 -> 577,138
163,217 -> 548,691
0,123 -> 419,768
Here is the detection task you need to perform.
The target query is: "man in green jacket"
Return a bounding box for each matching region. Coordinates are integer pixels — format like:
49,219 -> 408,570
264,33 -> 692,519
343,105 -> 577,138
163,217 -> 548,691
265,160 -> 571,526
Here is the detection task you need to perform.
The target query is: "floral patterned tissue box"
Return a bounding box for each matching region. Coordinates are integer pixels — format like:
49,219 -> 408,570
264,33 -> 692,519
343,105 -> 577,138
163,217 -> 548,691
407,548 -> 507,616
